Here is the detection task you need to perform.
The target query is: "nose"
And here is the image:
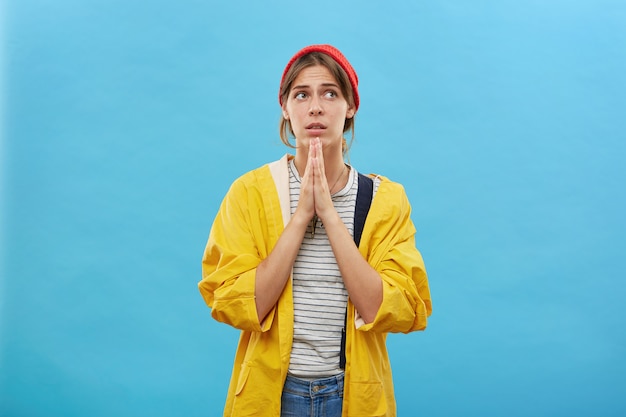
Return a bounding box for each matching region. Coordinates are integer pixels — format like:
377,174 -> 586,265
309,96 -> 323,115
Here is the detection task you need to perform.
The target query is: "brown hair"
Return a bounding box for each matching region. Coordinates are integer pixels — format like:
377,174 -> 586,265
278,52 -> 356,155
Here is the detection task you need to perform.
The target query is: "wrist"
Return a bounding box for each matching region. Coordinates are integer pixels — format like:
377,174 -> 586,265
318,210 -> 342,228
291,209 -> 312,229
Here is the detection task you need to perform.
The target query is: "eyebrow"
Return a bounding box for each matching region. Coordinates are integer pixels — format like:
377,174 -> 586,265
291,82 -> 340,90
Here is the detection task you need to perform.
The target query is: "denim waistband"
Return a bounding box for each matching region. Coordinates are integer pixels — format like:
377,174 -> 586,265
283,373 -> 344,397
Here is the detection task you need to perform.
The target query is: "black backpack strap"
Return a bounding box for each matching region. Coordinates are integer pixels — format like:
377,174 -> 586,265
353,173 -> 374,247
340,173 -> 374,369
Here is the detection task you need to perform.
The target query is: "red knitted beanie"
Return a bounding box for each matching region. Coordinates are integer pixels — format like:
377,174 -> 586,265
279,44 -> 360,111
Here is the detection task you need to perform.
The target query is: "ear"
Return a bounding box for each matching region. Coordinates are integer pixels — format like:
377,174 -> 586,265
282,104 -> 289,120
346,106 -> 356,119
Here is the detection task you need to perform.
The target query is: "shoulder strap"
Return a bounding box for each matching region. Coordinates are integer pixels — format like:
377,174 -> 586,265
353,173 -> 374,247
340,172 -> 374,370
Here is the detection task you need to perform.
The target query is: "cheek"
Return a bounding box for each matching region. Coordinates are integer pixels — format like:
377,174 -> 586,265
287,108 -> 306,126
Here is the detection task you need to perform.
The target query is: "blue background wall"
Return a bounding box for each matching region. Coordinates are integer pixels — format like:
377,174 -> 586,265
2,0 -> 625,416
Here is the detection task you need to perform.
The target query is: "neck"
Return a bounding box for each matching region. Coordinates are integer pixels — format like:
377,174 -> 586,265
328,163 -> 347,194
323,153 -> 346,183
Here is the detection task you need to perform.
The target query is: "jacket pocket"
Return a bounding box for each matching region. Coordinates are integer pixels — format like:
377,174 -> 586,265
232,363 -> 280,416
347,381 -> 387,416
235,363 -> 251,396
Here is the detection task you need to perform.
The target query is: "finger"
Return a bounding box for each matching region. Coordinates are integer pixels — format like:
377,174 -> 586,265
303,139 -> 314,178
314,144 -> 329,192
315,138 -> 324,174
312,137 -> 319,162
298,143 -> 316,219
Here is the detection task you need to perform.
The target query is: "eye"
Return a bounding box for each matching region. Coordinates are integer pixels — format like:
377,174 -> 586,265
294,92 -> 307,100
324,90 -> 338,99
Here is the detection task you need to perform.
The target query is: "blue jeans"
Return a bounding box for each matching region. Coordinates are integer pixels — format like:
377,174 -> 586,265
280,373 -> 344,417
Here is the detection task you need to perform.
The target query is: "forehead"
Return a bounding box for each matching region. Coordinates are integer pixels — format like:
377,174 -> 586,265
291,65 -> 338,87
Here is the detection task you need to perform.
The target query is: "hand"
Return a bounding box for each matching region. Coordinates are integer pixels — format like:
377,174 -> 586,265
294,139 -> 316,223
310,138 -> 337,223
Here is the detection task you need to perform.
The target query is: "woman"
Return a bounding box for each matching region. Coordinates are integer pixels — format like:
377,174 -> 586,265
199,44 -> 432,417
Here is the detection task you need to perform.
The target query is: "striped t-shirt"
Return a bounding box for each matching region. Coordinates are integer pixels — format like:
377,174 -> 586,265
287,159 -> 359,379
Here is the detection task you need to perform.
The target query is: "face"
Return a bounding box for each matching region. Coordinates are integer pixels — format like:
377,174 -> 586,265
282,65 -> 355,154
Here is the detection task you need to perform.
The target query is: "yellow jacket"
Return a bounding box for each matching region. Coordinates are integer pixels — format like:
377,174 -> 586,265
199,155 -> 432,417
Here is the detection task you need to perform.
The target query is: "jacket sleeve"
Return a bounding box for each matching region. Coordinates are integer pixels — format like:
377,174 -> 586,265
356,182 -> 432,334
198,178 -> 275,333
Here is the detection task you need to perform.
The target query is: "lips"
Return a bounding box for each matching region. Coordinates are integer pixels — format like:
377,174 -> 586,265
306,123 -> 327,130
